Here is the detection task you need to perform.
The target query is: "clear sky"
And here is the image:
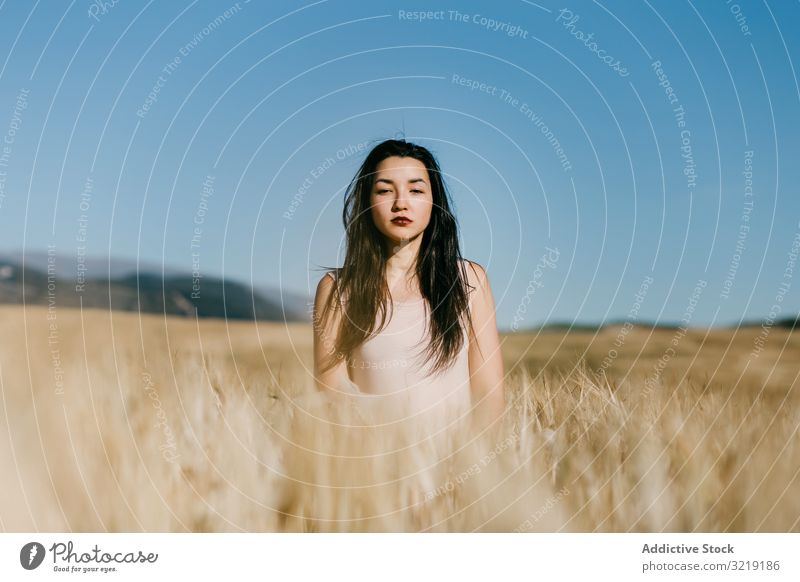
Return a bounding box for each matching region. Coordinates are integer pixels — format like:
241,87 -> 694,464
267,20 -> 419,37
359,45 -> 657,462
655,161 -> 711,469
0,0 -> 797,331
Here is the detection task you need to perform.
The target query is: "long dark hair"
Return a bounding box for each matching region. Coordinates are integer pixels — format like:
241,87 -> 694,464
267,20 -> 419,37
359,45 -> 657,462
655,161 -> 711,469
318,138 -> 475,376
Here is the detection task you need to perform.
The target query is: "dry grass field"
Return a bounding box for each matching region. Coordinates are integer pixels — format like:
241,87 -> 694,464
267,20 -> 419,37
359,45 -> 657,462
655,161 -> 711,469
1,305 -> 798,532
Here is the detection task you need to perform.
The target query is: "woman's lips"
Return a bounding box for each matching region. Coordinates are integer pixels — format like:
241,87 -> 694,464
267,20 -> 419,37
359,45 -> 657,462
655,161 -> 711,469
391,218 -> 412,226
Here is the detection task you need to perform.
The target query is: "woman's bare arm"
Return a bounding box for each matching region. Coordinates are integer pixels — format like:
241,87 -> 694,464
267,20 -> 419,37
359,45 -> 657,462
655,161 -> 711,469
466,262 -> 506,430
312,273 -> 352,394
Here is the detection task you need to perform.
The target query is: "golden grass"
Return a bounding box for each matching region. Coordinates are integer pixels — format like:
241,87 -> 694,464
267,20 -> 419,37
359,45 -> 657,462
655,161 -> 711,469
1,305 -> 797,531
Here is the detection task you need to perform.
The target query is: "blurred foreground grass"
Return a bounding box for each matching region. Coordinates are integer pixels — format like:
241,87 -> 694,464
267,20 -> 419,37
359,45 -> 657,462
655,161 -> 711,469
1,306 -> 797,532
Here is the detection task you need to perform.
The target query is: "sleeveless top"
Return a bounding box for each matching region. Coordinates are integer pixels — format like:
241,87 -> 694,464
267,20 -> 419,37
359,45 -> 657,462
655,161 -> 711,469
326,268 -> 473,428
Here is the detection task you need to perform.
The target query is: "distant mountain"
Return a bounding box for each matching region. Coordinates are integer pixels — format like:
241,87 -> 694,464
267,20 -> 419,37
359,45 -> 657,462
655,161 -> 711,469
530,321 -> 604,332
0,254 -> 310,323
256,285 -> 312,322
4,250 -> 795,330
512,315 -> 799,333
738,315 -> 799,330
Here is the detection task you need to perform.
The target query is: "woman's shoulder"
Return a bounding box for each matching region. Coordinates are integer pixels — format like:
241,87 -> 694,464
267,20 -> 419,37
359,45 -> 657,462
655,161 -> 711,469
315,269 -> 340,299
460,258 -> 484,274
318,268 -> 342,284
460,259 -> 488,291
315,269 -> 346,308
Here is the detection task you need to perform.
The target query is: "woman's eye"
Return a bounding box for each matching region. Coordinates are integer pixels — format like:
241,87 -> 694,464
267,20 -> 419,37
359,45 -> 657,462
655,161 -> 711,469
375,189 -> 423,194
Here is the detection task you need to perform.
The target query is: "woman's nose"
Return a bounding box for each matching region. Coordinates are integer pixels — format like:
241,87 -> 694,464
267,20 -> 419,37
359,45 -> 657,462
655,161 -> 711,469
392,192 -> 409,210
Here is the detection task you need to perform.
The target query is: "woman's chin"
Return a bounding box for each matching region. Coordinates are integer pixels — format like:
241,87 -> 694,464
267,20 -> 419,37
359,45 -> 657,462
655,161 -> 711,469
384,228 -> 422,243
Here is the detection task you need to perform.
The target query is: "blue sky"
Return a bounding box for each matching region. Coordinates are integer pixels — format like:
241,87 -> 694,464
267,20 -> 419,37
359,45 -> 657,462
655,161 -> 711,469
0,0 -> 797,331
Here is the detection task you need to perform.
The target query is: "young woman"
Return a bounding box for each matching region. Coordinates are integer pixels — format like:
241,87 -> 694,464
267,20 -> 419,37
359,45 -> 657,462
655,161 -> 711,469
312,139 -> 505,431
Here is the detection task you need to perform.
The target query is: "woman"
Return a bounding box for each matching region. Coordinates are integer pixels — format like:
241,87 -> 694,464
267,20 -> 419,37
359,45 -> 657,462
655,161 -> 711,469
312,139 -> 504,432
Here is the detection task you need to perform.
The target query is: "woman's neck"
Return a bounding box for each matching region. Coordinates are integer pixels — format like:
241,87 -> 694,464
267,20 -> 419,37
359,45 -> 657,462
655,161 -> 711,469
384,236 -> 421,287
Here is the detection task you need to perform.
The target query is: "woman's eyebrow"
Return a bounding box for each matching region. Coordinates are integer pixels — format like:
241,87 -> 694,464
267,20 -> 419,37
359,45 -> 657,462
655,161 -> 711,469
374,177 -> 427,185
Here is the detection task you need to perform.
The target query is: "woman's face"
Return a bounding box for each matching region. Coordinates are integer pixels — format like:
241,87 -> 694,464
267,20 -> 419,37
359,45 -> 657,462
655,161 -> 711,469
369,156 -> 434,247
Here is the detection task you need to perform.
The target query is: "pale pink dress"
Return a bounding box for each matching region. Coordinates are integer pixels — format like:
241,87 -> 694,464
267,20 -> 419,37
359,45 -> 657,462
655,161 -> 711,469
327,271 -> 473,430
